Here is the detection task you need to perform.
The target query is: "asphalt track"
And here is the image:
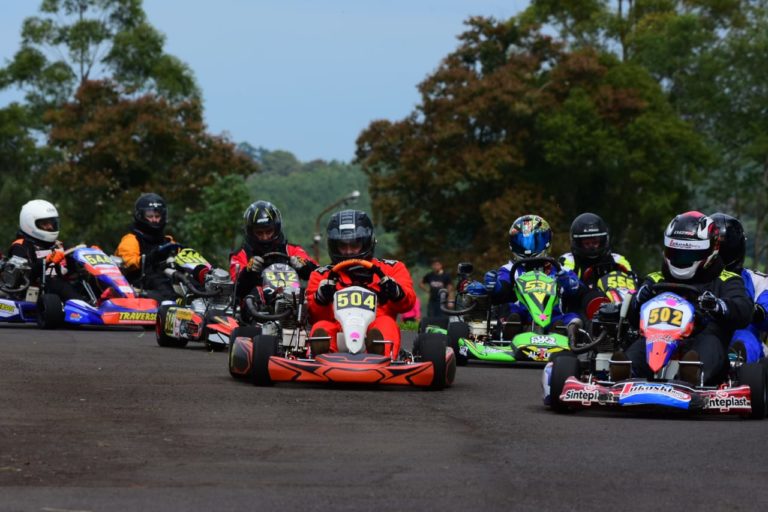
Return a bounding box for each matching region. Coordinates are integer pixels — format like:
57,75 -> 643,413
1,325 -> 767,512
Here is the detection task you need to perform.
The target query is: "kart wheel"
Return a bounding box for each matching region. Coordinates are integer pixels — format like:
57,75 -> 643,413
251,335 -> 278,387
739,363 -> 767,419
155,305 -> 188,348
447,322 -> 470,366
418,316 -> 449,334
418,333 -> 448,390
37,293 -> 64,329
550,354 -> 580,413
228,326 -> 261,379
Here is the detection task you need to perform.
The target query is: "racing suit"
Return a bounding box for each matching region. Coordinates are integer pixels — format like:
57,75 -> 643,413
730,268 -> 768,363
114,227 -> 177,302
8,234 -> 84,302
626,261 -> 753,383
306,258 -> 416,358
229,240 -> 317,299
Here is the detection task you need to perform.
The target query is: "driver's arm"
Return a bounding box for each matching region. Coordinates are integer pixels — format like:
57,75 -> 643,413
115,234 -> 141,271
717,272 -> 753,331
306,267 -> 336,322
385,261 -> 416,313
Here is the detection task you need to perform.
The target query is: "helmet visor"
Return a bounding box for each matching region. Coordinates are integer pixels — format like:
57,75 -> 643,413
35,217 -> 59,232
511,230 -> 551,256
664,247 -> 711,268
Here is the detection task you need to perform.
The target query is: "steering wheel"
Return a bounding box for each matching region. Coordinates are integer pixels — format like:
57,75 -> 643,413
262,251 -> 292,265
328,258 -> 385,285
649,282 -> 702,301
509,257 -> 561,284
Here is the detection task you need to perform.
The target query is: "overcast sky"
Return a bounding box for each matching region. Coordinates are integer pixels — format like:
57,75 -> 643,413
0,0 -> 529,162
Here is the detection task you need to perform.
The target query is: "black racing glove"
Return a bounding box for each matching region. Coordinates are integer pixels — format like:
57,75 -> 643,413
378,276 -> 404,304
635,284 -> 654,306
315,278 -> 337,305
147,242 -> 176,266
698,291 -> 728,319
754,304 -> 766,325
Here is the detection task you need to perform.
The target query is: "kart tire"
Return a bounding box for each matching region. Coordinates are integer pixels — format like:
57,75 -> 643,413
228,326 -> 261,379
418,316 -> 449,334
739,363 -> 767,419
37,293 -> 64,330
447,322 -> 470,366
418,333 -> 449,390
155,305 -> 188,348
550,354 -> 580,413
251,335 -> 278,387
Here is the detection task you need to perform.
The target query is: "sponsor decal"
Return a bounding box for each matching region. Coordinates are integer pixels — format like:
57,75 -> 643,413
530,335 -> 556,346
705,391 -> 751,411
69,313 -> 82,320
118,311 -> 156,322
0,302 -> 19,316
562,388 -> 600,403
620,382 -> 690,401
664,236 -> 709,250
174,309 -> 194,321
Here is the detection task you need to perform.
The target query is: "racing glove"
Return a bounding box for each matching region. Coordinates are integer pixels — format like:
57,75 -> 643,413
754,304 -> 766,325
698,291 -> 728,319
315,278 -> 337,305
635,284 -> 653,306
289,255 -> 307,270
378,276 -> 404,303
555,269 -> 579,294
483,270 -> 498,292
246,255 -> 265,273
45,249 -> 66,265
147,242 -> 177,266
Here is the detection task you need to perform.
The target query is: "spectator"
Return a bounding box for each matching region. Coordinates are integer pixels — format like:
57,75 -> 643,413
420,258 -> 452,318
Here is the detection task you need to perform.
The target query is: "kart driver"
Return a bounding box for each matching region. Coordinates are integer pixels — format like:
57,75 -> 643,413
617,211 -> 752,385
306,209 -> 416,358
229,200 -> 317,299
114,193 -> 179,302
7,199 -> 84,301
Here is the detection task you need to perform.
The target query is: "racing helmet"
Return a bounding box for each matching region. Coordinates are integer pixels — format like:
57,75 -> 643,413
243,200 -> 285,251
711,212 -> 745,272
134,193 -> 167,235
663,211 -> 720,280
508,215 -> 552,260
19,199 -> 60,244
570,212 -> 610,262
327,209 -> 376,264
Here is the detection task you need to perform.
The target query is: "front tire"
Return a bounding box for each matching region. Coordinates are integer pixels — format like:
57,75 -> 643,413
37,293 -> 64,329
447,322 -> 470,366
156,305 -> 188,348
740,363 -> 767,419
228,326 -> 261,379
251,335 -> 278,386
550,354 -> 580,413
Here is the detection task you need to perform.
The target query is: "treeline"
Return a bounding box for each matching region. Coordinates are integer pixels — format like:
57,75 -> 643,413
356,1 -> 768,276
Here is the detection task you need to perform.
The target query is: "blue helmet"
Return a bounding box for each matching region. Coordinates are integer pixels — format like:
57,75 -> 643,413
508,215 -> 552,260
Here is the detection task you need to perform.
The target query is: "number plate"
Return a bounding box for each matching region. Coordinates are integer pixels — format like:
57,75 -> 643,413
335,289 -> 377,311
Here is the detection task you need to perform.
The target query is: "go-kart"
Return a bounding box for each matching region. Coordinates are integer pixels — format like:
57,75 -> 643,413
155,248 -> 239,350
229,258 -> 456,389
426,258 -> 572,365
228,252 -> 310,376
33,245 -> 158,329
549,283 -> 767,419
0,256 -> 39,323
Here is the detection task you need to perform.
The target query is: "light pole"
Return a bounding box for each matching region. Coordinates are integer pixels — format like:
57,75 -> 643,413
313,190 -> 361,262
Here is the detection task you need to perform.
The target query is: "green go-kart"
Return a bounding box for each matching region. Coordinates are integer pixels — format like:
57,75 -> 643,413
423,258 -> 580,366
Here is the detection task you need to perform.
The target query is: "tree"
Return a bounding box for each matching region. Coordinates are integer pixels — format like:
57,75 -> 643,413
0,0 -> 197,126
44,80 -> 258,249
356,17 -> 709,273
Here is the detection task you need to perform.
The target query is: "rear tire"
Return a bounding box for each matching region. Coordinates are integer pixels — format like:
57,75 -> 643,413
550,354 -> 580,413
251,335 -> 278,386
156,305 -> 188,348
418,333 -> 448,390
739,363 -> 767,419
37,293 -> 64,329
447,322 -> 470,366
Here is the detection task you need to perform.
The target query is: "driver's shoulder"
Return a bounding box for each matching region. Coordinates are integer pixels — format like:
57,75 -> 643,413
374,258 -> 401,267
314,264 -> 333,275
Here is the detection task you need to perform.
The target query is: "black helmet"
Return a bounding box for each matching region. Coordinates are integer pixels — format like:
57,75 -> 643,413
663,211 -> 720,280
327,209 -> 376,263
711,212 -> 745,272
134,193 -> 167,235
243,200 -> 284,251
570,213 -> 610,262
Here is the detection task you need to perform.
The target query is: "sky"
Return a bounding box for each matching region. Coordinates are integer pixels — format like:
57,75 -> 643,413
0,0 -> 530,162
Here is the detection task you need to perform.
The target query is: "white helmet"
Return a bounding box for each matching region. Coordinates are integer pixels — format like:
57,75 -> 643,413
19,199 -> 60,243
